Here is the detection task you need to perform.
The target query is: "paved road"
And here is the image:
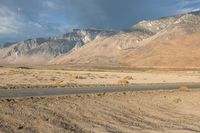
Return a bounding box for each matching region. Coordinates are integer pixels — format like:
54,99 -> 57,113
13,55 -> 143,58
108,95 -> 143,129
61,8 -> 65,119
0,83 -> 200,99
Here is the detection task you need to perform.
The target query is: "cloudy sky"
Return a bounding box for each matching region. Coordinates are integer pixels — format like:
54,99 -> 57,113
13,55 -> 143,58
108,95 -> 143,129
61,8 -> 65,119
0,0 -> 200,44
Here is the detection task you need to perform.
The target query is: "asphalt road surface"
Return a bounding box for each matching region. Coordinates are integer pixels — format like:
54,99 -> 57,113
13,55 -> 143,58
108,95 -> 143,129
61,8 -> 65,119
0,83 -> 200,99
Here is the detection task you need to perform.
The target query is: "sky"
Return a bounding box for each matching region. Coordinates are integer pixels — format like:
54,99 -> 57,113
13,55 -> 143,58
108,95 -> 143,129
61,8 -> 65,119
0,0 -> 200,44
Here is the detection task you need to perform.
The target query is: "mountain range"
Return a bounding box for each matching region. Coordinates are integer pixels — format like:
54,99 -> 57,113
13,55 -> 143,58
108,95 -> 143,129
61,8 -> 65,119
1,11 -> 200,68
0,29 -> 116,65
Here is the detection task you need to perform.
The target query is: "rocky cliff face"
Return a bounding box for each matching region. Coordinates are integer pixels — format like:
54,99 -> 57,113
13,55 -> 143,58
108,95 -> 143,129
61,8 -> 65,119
0,29 -> 116,65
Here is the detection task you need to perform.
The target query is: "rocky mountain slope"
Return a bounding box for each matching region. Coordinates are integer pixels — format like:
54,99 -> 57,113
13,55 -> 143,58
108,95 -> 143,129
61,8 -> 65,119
0,29 -> 116,65
52,11 -> 200,68
1,11 -> 200,68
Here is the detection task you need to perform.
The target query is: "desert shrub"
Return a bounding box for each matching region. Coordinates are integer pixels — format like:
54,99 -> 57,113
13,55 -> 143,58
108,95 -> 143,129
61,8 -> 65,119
118,79 -> 129,85
178,86 -> 190,92
56,80 -> 68,87
173,98 -> 182,103
99,76 -> 106,79
50,78 -> 56,81
123,76 -> 133,80
69,74 -> 86,80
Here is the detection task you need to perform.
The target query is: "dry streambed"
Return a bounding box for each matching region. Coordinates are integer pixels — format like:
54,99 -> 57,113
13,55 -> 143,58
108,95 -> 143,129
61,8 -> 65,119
0,90 -> 200,133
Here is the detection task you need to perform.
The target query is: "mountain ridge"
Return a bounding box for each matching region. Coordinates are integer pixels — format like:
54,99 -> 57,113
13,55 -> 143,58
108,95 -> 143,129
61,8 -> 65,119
51,10 -> 200,68
0,29 -> 117,65
1,10 -> 200,68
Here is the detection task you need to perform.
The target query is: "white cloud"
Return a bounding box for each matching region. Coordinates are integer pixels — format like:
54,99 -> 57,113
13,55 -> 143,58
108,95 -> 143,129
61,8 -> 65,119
43,1 -> 58,10
28,21 -> 43,29
55,24 -> 78,33
0,6 -> 22,35
0,5 -> 55,38
176,0 -> 200,13
17,8 -> 22,12
178,7 -> 200,14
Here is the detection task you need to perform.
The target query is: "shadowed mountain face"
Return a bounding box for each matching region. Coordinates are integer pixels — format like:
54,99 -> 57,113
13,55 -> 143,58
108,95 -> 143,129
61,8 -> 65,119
0,29 -> 116,65
1,11 -> 200,68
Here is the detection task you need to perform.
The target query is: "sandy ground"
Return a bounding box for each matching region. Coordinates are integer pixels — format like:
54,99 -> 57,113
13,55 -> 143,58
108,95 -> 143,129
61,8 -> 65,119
1,67 -> 200,89
0,90 -> 200,133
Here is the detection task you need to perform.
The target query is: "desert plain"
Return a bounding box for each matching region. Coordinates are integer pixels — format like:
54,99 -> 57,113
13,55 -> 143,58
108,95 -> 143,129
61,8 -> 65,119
0,66 -> 200,133
1,66 -> 200,89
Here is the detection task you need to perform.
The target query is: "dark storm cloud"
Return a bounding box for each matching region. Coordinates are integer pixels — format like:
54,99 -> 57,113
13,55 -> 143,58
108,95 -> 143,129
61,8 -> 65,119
0,0 -> 200,43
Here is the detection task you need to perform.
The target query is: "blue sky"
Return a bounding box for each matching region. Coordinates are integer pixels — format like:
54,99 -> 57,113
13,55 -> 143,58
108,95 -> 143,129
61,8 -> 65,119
0,0 -> 200,44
